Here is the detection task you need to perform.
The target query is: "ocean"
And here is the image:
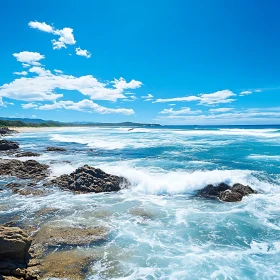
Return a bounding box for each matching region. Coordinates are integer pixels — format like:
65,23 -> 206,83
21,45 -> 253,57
1,125 -> 280,279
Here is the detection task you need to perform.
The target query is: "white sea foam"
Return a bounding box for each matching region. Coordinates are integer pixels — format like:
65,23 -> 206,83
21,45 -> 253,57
248,154 -> 280,161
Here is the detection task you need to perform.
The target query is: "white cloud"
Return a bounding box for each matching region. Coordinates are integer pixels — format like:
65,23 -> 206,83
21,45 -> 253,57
13,51 -> 45,66
240,90 -> 252,96
160,107 -> 202,115
29,21 -> 76,50
54,69 -> 63,74
75,47 -> 91,58
1,63 -> 142,102
22,103 -> 39,109
168,104 -> 176,106
141,93 -> 153,101
155,90 -> 236,105
28,21 -> 53,33
38,99 -> 134,115
31,115 -> 37,118
209,107 -> 234,113
13,71 -> 28,76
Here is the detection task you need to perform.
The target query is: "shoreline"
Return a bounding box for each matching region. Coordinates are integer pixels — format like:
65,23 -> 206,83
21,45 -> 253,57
8,126 -> 81,132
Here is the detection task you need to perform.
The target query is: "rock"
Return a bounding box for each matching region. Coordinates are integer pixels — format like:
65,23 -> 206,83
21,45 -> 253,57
219,190 -> 243,202
197,183 -> 230,199
41,249 -> 96,280
46,146 -> 66,152
0,127 -> 17,136
48,164 -> 128,193
0,140 -> 19,151
15,188 -> 45,196
0,159 -> 49,180
0,226 -> 32,278
232,183 -> 257,196
15,152 -> 40,158
33,224 -> 108,247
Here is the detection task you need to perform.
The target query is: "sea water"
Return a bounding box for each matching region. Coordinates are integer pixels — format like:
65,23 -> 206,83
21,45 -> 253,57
1,126 -> 280,279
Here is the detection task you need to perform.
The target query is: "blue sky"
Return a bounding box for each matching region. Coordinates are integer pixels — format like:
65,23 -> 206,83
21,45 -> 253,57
0,0 -> 280,124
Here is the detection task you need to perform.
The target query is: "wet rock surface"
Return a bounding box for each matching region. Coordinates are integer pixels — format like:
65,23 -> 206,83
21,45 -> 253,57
15,152 -> 40,158
0,141 -> 19,151
48,164 -> 128,193
0,128 -> 17,136
46,146 -> 66,152
0,159 -> 49,180
0,225 -> 39,279
197,183 -> 256,202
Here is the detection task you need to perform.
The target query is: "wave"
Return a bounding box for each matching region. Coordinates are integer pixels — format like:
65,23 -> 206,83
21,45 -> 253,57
96,163 -> 276,195
248,154 -> 280,161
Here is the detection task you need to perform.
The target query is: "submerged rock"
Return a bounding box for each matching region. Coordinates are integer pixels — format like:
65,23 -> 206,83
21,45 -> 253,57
15,152 -> 40,157
33,224 -> 108,247
0,140 -> 19,151
0,159 -> 49,180
41,249 -> 96,280
48,164 -> 128,193
46,146 -> 66,152
197,182 -> 256,202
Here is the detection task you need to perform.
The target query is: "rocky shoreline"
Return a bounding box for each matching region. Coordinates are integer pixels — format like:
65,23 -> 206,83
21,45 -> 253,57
0,127 -> 259,279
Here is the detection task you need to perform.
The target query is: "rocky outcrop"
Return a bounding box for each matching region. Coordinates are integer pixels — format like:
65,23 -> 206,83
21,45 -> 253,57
46,146 -> 66,152
0,225 -> 39,279
0,140 -> 19,151
48,165 -> 128,193
15,152 -> 40,158
0,128 -> 17,136
33,224 -> 108,247
197,183 -> 257,202
0,159 -> 49,180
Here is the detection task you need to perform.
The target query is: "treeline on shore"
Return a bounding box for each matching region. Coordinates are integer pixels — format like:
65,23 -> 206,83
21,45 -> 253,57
0,119 -> 63,127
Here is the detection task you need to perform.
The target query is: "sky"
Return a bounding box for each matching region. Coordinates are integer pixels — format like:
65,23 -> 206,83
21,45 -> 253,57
0,0 -> 280,125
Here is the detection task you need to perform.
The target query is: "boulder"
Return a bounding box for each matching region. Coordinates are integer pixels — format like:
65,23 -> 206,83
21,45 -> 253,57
48,164 -> 128,193
231,183 -> 257,196
0,159 -> 49,180
0,140 -> 19,151
46,146 -> 66,152
15,152 -> 40,158
219,190 -> 243,202
197,183 -> 230,199
0,128 -> 17,136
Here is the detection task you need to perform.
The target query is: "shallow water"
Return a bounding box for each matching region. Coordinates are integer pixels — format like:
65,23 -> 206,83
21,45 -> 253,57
1,125 -> 280,279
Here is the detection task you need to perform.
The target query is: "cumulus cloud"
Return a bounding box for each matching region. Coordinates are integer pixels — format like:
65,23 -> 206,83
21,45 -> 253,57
155,90 -> 236,105
13,51 -> 45,66
75,47 -> 91,58
22,102 -> 39,109
38,99 -> 134,115
29,21 -> 76,50
209,107 -> 233,113
240,90 -> 252,96
160,107 -> 202,115
13,71 -> 28,76
0,61 -> 142,103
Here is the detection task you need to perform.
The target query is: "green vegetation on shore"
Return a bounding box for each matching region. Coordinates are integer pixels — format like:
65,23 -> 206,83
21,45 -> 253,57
0,118 -> 160,128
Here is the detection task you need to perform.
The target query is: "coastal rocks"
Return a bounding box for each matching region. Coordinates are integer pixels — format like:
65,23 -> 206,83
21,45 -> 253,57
0,226 -> 36,279
46,146 -> 66,152
0,128 -> 17,136
15,152 -> 40,158
197,183 -> 256,202
33,224 -> 108,247
48,164 -> 128,193
40,249 -> 96,280
0,140 -> 19,151
0,159 -> 49,180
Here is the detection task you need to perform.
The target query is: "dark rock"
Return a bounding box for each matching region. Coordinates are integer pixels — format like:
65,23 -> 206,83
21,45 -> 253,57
0,159 -> 49,180
197,183 -> 230,199
0,127 -> 17,136
15,152 -> 40,158
48,164 -> 128,193
46,146 -> 66,152
219,190 -> 243,202
232,183 -> 257,196
0,140 -> 19,151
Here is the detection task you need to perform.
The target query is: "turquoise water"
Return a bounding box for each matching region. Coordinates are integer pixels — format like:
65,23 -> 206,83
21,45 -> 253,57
1,126 -> 280,279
